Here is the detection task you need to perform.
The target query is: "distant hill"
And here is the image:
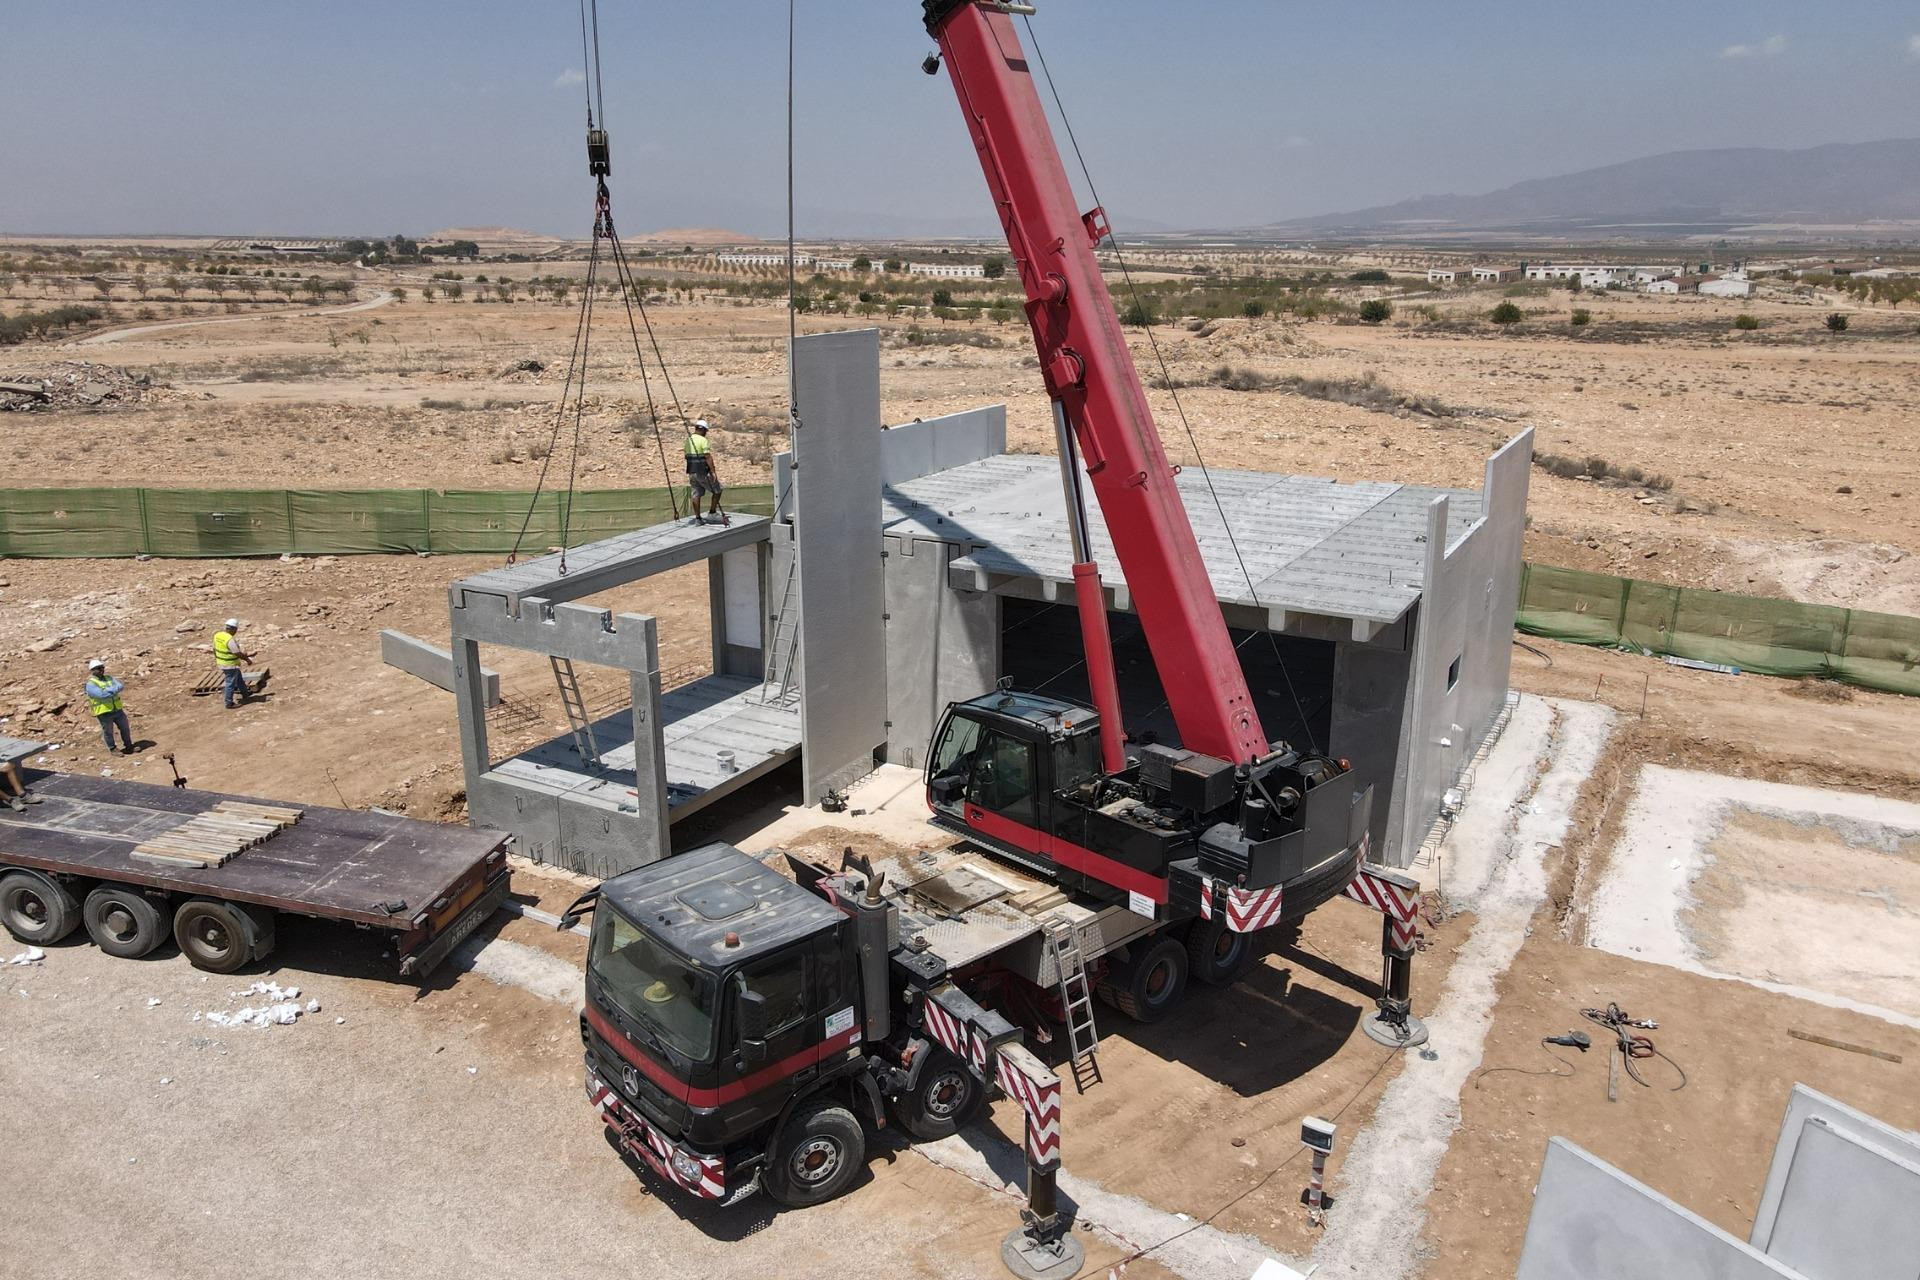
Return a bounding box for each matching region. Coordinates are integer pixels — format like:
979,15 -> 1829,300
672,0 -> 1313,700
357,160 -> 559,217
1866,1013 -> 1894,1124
625,226 -> 759,245
1278,139 -> 1920,232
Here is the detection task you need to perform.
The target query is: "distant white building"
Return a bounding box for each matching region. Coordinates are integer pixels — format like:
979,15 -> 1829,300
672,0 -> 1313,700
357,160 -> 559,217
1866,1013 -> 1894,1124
907,261 -> 986,278
1426,269 -> 1457,284
1525,263 -> 1679,286
1645,278 -> 1680,295
1471,266 -> 1521,283
1698,274 -> 1752,298
716,251 -> 811,267
814,258 -> 860,271
1856,267 -> 1912,280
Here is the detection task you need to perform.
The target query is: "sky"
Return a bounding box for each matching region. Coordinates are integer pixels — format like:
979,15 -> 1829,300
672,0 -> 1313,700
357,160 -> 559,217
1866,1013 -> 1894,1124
5,1 -> 1920,239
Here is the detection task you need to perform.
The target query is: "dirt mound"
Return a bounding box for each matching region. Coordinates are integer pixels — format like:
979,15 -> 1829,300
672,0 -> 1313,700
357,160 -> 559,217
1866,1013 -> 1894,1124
0,360 -> 163,412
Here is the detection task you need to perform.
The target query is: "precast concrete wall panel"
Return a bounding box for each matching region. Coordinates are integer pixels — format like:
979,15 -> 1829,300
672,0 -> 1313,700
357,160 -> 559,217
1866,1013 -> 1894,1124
1753,1085 -> 1920,1279
792,330 -> 888,800
1517,1139 -> 1806,1280
883,534 -> 1000,768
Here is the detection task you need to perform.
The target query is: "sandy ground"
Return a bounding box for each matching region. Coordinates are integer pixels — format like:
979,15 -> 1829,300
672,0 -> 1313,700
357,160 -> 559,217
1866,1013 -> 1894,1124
6,260 -> 1920,1278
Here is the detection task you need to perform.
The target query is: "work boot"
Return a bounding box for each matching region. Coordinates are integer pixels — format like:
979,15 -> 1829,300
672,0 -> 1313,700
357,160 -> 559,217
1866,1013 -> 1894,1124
121,745 -> 136,755
690,514 -> 707,526
6,796 -> 23,813
19,790 -> 42,805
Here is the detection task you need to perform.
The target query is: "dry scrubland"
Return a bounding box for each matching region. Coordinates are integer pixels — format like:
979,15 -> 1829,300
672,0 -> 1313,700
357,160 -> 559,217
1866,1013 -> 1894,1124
4,249 -> 1920,1279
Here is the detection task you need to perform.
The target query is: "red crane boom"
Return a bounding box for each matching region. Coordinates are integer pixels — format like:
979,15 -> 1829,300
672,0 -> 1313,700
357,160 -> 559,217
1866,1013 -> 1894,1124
924,0 -> 1269,766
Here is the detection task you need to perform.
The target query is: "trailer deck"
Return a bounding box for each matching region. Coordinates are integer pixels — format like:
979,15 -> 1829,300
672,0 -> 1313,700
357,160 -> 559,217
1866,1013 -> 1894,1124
0,770 -> 510,974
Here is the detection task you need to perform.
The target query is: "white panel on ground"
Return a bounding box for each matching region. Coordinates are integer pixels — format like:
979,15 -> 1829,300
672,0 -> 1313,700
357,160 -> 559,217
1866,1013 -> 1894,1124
1516,1139 -> 1804,1280
792,329 -> 887,800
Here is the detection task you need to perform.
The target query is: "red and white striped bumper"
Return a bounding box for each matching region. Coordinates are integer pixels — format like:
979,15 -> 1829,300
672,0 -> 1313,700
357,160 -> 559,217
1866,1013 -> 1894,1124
1198,878 -> 1287,933
586,1069 -> 728,1200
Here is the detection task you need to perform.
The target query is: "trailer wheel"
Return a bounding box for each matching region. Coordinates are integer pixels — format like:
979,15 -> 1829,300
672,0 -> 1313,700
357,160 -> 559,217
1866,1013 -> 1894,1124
891,1048 -> 984,1141
83,885 -> 169,959
1185,916 -> 1256,988
763,1100 -> 865,1208
0,870 -> 80,945
173,899 -> 266,973
1098,936 -> 1188,1023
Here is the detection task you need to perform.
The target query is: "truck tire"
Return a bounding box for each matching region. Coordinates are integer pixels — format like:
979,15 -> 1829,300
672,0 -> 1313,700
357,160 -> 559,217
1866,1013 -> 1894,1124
0,869 -> 80,945
1098,936 -> 1189,1024
763,1100 -> 866,1208
83,885 -> 169,959
891,1048 -> 984,1141
173,899 -> 268,973
1185,916 -> 1256,988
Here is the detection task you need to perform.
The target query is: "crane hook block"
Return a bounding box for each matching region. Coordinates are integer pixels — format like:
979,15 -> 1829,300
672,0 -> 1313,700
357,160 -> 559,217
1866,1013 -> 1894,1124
587,128 -> 611,178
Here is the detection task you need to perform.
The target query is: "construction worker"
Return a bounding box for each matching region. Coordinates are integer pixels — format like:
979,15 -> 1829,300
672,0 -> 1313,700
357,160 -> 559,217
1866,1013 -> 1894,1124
1,759 -> 44,812
684,419 -> 729,527
84,658 -> 135,754
213,618 -> 254,709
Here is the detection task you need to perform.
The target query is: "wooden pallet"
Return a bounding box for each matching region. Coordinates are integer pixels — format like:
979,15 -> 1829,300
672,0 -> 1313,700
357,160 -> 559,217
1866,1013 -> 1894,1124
130,801 -> 303,868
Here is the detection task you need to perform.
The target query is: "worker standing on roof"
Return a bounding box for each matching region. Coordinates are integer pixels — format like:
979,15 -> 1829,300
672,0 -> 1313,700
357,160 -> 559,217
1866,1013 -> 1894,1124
213,619 -> 254,710
684,419 -> 729,527
84,658 -> 135,755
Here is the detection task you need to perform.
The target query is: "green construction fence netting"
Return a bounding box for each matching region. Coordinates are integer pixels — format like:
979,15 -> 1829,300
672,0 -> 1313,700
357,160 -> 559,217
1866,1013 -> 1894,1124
4,490 -> 1916,698
0,485 -> 775,559
1516,562 -> 1920,697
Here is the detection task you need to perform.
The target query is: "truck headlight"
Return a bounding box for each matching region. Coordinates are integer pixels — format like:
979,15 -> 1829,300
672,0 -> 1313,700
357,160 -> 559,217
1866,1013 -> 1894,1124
671,1150 -> 703,1184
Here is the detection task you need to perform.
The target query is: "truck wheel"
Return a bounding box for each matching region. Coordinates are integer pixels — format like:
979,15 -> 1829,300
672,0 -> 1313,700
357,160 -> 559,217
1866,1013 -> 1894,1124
1186,916 -> 1256,988
763,1100 -> 865,1208
1098,936 -> 1188,1024
83,885 -> 169,959
173,899 -> 266,973
891,1049 -> 984,1141
0,870 -> 80,945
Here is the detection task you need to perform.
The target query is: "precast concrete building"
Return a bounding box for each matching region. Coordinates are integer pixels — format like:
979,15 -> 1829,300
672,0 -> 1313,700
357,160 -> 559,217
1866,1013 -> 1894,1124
452,328 -> 1530,875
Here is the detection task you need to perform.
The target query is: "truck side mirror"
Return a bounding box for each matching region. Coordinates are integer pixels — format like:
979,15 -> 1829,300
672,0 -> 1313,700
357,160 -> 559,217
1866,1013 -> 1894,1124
738,988 -> 769,1064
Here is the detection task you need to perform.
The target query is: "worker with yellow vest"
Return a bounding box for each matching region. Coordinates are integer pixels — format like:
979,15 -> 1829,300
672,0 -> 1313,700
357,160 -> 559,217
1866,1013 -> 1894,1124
684,419 -> 729,527
84,658 -> 135,754
213,618 -> 254,709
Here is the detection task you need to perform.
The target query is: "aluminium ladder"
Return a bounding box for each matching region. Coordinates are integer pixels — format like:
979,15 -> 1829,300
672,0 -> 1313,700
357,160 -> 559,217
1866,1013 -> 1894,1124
1043,917 -> 1102,1092
759,555 -> 801,707
550,656 -> 602,769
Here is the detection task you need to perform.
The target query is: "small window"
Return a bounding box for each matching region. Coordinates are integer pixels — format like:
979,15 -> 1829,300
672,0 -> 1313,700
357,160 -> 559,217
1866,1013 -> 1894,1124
1446,653 -> 1463,692
736,953 -> 809,1036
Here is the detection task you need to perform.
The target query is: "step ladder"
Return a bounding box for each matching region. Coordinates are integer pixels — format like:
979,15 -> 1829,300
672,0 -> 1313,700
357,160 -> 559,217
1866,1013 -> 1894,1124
550,656 -> 601,769
1043,917 -> 1102,1092
759,555 -> 801,707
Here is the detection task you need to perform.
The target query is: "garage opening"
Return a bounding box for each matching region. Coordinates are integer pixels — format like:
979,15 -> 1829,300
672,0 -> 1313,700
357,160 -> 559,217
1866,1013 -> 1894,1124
998,598 -> 1335,756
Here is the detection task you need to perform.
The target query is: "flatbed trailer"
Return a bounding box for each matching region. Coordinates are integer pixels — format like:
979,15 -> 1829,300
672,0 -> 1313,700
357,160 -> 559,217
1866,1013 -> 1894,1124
0,769 -> 510,976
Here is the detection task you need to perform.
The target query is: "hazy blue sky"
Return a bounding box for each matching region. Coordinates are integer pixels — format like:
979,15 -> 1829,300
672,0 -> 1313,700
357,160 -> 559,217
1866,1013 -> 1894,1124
6,1 -> 1919,238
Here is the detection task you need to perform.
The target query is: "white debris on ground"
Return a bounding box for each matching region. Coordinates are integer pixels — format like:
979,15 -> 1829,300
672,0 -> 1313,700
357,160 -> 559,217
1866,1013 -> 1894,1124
146,997 -> 162,1008
194,980 -> 324,1030
7,946 -> 46,965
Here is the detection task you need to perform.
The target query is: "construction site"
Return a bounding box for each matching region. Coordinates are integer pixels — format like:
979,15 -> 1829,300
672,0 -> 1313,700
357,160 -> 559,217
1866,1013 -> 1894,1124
5,6 -> 1920,1280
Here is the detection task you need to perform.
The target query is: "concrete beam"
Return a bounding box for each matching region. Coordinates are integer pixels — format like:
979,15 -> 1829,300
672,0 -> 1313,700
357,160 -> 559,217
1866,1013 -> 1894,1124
452,515 -> 770,617
381,629 -> 500,706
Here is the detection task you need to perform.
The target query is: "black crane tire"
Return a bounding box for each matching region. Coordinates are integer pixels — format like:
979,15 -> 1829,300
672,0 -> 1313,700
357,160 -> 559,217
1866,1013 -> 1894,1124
891,1048 -> 984,1141
763,1101 -> 866,1208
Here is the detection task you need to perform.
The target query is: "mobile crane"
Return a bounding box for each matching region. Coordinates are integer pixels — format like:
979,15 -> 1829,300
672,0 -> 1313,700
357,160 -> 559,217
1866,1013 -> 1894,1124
568,6 -> 1424,1276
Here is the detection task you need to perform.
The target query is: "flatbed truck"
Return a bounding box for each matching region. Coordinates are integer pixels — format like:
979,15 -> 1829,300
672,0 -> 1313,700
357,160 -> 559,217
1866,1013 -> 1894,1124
0,767 -> 510,976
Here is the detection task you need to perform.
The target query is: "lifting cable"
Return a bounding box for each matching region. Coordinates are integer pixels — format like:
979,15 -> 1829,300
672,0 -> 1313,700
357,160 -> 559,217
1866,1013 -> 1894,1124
1021,15 -> 1322,756
509,0 -> 697,568
783,0 -> 803,491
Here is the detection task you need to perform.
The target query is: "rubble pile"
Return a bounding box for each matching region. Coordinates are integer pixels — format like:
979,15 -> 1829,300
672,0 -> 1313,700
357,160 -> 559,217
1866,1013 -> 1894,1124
0,361 -> 164,412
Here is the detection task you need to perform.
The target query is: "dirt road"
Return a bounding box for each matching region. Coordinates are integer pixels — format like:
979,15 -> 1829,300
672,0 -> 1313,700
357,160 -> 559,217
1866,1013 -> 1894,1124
67,291 -> 396,347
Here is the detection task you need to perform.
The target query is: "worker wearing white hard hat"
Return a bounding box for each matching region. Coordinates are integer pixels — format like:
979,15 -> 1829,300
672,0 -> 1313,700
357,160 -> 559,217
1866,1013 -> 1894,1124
84,657 -> 135,754
212,620 -> 255,710
684,419 -> 729,528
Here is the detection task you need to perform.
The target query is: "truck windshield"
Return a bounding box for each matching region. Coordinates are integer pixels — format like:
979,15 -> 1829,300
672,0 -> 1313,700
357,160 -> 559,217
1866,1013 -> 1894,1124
589,905 -> 719,1062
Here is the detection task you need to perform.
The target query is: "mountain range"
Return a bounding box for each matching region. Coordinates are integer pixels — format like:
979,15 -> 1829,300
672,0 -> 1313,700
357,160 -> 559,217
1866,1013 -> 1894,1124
1274,138 -> 1920,233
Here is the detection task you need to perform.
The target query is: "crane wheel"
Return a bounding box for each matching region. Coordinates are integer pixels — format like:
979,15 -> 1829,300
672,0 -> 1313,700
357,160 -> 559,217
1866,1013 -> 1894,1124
173,899 -> 270,974
1097,936 -> 1189,1023
890,1048 -> 984,1141
1185,916 -> 1256,987
82,884 -> 169,959
763,1100 -> 866,1208
0,869 -> 81,945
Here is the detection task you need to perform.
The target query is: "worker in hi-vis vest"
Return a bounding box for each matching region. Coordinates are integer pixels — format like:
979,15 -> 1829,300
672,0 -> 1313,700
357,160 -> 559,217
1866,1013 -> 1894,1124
213,618 -> 254,710
84,658 -> 135,754
684,419 -> 729,527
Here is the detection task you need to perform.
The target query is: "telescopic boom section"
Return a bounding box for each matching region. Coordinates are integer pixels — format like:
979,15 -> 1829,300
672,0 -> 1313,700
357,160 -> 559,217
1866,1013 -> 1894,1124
924,1 -> 1268,765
